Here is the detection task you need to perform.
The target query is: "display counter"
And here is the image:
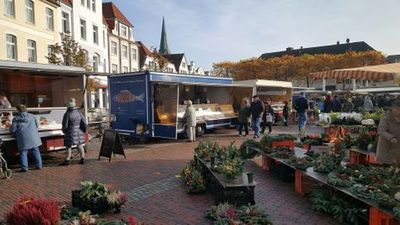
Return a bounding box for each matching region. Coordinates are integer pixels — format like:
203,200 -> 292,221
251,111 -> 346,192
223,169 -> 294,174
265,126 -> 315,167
0,107 -> 76,157
176,103 -> 237,133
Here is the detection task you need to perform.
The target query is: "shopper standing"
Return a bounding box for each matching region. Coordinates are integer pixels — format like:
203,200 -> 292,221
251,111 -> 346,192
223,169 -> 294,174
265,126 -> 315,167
364,96 -> 374,112
376,100 -> 400,164
323,92 -> 334,113
250,95 -> 264,139
9,104 -> 42,172
183,100 -> 197,142
261,101 -> 274,134
283,101 -> 289,126
62,98 -> 87,165
293,93 -> 308,132
238,98 -> 250,136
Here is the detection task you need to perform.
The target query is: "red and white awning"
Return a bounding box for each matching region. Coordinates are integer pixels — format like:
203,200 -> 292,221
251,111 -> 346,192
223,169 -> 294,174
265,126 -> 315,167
311,63 -> 400,82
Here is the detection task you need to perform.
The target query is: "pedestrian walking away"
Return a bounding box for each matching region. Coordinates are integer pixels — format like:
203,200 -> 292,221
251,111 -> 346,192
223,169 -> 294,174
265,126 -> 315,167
261,100 -> 274,134
283,101 -> 289,126
249,95 -> 264,139
183,100 -> 197,142
293,92 -> 308,135
237,98 -> 250,136
9,104 -> 42,172
61,98 -> 87,165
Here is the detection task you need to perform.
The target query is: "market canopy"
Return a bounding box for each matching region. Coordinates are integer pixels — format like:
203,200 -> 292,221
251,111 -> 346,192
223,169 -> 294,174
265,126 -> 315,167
311,63 -> 400,82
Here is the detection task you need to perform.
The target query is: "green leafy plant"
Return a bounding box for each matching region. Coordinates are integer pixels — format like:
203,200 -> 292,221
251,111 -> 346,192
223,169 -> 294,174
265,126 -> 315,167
216,158 -> 244,179
327,174 -> 354,188
313,154 -> 337,173
286,156 -> 313,170
238,139 -> 261,159
181,160 -> 206,193
206,203 -> 272,225
309,187 -> 367,225
269,146 -> 293,159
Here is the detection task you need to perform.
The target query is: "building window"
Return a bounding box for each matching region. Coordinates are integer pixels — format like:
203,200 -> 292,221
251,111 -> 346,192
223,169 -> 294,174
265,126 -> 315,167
25,0 -> 35,23
62,12 -> 70,33
92,54 -> 99,72
4,0 -> 15,17
111,41 -> 117,55
93,25 -> 98,44
112,64 -> 118,73
122,45 -> 128,58
132,48 -> 137,61
103,58 -> 106,72
120,25 -> 127,37
123,66 -> 128,72
182,62 -> 186,68
102,30 -> 105,47
80,19 -> 86,40
86,0 -> 90,9
6,34 -> 17,60
91,0 -> 96,12
27,39 -> 37,62
46,8 -> 54,31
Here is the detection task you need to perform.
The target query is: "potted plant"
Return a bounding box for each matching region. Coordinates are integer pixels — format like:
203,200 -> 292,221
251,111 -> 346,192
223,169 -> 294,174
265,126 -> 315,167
181,160 -> 206,193
107,191 -> 127,213
216,158 -> 244,180
6,197 -> 60,225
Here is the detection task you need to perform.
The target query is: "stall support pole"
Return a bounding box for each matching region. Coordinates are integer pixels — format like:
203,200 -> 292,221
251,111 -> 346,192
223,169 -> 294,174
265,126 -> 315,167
322,79 -> 326,92
369,207 -> 392,225
352,79 -> 357,91
294,169 -> 304,195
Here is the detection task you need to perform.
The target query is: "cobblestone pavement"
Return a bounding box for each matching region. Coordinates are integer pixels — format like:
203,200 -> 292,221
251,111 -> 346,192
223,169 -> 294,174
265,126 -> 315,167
0,125 -> 338,225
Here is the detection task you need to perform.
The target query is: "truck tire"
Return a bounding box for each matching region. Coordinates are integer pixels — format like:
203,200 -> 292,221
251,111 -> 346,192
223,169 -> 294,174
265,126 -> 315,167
196,124 -> 205,137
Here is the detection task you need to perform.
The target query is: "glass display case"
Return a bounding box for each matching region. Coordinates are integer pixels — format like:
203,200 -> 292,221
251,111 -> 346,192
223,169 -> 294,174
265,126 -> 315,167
0,107 -> 66,136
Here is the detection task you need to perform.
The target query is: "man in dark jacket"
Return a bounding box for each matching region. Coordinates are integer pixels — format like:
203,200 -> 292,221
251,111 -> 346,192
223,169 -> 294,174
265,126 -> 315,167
294,93 -> 308,132
250,95 -> 264,138
10,104 -> 42,172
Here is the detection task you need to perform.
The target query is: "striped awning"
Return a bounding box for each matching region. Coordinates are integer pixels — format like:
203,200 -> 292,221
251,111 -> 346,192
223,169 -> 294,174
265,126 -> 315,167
311,63 -> 400,82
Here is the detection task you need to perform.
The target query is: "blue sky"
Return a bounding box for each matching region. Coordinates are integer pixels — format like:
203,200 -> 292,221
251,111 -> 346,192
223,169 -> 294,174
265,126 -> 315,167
107,0 -> 400,70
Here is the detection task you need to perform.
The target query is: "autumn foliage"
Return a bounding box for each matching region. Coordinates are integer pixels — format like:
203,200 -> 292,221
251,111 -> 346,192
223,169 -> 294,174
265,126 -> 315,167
5,197 -> 60,225
212,51 -> 385,81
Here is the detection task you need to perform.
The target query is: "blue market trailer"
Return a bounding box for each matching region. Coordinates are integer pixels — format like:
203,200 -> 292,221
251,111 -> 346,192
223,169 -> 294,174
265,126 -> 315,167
108,71 -> 250,139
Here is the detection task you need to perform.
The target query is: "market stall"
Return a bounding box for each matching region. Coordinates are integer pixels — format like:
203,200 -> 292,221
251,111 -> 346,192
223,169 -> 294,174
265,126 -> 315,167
108,72 -> 252,139
0,60 -> 90,160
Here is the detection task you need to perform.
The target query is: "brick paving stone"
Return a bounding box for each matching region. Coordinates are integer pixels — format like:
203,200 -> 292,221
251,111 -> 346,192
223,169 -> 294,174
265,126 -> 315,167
0,125 -> 339,224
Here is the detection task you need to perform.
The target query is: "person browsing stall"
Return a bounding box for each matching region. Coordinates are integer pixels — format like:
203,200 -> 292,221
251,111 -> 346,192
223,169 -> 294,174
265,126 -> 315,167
183,100 -> 197,142
9,104 -> 42,172
61,98 -> 87,165
376,100 -> 400,164
238,98 -> 250,136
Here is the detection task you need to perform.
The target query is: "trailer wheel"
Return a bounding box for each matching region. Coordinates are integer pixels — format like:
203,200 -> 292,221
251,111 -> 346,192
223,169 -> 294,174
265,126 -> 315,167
5,169 -> 11,179
196,125 -> 205,137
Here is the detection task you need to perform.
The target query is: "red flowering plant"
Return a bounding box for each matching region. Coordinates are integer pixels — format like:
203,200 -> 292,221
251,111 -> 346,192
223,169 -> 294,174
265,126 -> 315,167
5,196 -> 60,225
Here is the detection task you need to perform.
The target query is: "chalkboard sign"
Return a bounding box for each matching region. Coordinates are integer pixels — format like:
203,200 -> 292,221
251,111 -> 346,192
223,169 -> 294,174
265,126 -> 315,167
98,129 -> 126,162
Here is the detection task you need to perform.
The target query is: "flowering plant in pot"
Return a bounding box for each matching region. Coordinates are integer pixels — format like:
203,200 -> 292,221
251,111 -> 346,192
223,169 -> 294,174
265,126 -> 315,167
107,191 -> 127,213
6,196 -> 60,225
180,160 -> 206,193
216,158 -> 244,180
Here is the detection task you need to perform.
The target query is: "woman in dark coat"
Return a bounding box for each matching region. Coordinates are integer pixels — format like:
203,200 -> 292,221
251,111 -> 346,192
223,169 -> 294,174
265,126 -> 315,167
238,98 -> 250,136
283,101 -> 289,126
62,98 -> 87,165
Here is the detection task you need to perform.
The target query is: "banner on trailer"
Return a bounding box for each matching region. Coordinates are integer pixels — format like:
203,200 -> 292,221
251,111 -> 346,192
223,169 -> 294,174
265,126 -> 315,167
109,74 -> 148,132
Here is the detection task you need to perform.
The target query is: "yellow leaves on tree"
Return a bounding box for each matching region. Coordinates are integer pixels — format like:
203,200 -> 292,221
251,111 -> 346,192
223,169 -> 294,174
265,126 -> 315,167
212,51 -> 385,81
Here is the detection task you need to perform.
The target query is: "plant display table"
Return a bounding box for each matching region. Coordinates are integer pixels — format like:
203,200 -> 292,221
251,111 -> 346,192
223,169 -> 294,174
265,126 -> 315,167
194,155 -> 256,205
296,167 -> 400,225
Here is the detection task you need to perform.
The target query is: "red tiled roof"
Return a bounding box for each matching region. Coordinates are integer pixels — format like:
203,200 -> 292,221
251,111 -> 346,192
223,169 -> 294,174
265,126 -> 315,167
60,0 -> 72,6
102,2 -> 133,28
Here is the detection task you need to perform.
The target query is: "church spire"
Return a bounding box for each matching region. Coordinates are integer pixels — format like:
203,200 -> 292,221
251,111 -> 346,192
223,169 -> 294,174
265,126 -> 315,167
159,17 -> 170,55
